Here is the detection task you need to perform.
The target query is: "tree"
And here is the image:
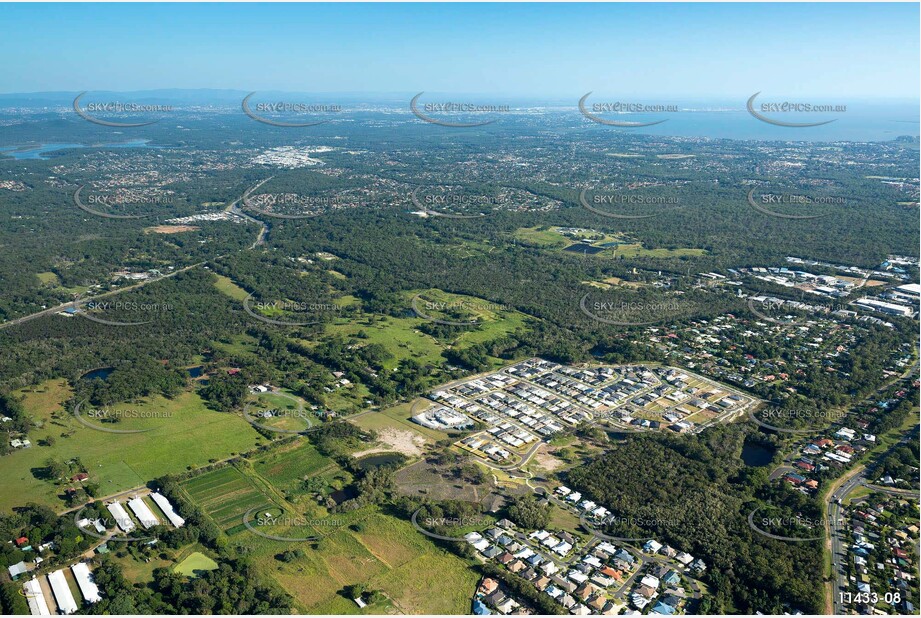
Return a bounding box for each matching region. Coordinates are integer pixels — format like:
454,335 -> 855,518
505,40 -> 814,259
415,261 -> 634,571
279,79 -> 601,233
507,494 -> 551,530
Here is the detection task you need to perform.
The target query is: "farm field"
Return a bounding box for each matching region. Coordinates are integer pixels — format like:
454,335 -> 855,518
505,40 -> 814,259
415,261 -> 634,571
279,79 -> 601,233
0,383 -> 265,511
181,465 -> 278,534
252,440 -> 349,496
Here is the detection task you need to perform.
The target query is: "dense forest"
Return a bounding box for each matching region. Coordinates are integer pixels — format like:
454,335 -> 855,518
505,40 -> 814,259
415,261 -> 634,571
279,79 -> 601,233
566,424 -> 825,614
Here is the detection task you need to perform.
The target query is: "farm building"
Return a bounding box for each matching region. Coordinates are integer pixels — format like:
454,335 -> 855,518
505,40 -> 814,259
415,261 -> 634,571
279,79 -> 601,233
150,492 -> 185,527
71,562 -> 101,603
128,497 -> 160,529
47,569 -> 78,615
107,502 -> 135,533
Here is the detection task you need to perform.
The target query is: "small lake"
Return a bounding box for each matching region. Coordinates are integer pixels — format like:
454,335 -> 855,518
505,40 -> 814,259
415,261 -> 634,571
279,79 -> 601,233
81,367 -> 114,381
741,442 -> 776,467
187,366 -> 205,378
353,452 -> 406,471
0,139 -> 161,160
328,486 -> 359,505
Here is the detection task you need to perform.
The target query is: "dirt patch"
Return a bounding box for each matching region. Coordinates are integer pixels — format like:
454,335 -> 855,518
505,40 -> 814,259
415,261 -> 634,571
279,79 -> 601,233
533,449 -> 566,472
145,225 -> 200,234
352,427 -> 426,458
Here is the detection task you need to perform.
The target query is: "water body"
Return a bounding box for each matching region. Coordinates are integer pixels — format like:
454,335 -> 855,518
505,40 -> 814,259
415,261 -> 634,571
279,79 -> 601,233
187,366 -> 204,378
81,367 -> 114,381
353,452 -> 405,471
0,139 -> 161,160
601,108 -> 919,143
741,442 -> 776,467
328,486 -> 359,505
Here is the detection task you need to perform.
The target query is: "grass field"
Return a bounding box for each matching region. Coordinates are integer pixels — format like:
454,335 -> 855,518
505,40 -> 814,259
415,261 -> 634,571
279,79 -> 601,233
0,383 -> 265,512
174,551 -> 219,577
212,274 -> 249,301
229,505 -> 479,614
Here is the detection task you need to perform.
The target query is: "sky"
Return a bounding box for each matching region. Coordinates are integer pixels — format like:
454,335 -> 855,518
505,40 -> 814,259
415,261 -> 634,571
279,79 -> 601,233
0,3 -> 918,99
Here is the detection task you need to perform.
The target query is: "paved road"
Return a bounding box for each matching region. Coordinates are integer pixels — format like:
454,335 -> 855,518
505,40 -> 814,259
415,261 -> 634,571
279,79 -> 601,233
0,261 -> 205,331
827,425 -> 919,615
0,183 -> 274,332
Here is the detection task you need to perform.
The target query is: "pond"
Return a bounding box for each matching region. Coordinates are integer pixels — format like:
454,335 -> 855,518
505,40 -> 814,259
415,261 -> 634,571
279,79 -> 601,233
328,486 -> 359,505
353,452 -> 406,471
81,367 -> 114,381
187,366 -> 205,378
741,442 -> 776,467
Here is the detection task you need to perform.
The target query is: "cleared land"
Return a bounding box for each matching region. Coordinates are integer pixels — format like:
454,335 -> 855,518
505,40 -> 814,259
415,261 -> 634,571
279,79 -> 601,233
1,381 -> 264,511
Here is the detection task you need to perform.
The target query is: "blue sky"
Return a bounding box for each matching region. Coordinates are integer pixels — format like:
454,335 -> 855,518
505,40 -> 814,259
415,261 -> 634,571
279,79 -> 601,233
0,3 -> 918,98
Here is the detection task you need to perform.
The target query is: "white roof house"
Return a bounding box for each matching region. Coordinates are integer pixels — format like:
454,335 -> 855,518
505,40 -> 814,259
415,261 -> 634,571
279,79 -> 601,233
640,574 -> 660,590
23,577 -> 51,616
47,570 -> 78,615
107,502 -> 135,533
8,560 -> 29,579
127,497 -> 160,529
150,492 -> 185,527
71,562 -> 101,603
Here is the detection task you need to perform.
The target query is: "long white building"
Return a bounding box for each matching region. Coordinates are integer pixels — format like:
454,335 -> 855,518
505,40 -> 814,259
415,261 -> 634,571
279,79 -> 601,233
127,496 -> 160,529
107,501 -> 135,533
22,577 -> 51,616
150,492 -> 185,527
71,562 -> 101,603
47,570 -> 78,615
